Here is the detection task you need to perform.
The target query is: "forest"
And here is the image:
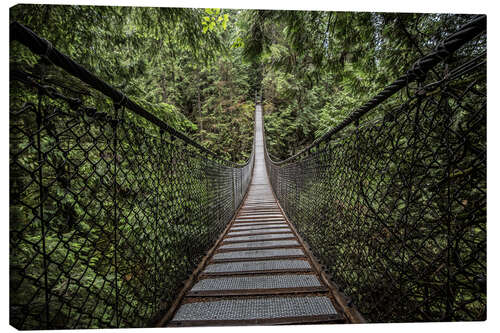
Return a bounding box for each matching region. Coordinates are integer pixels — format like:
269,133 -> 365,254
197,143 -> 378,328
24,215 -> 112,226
10,6 -> 478,160
9,4 -> 485,329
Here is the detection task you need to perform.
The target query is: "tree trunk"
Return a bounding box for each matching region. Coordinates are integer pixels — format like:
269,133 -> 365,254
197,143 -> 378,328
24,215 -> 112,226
196,69 -> 203,141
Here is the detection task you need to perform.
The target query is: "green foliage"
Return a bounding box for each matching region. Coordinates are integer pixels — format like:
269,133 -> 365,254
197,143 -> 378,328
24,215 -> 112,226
9,4 -> 484,328
10,4 -> 255,163
10,5 -> 257,329
202,8 -> 229,33
240,10 -> 474,158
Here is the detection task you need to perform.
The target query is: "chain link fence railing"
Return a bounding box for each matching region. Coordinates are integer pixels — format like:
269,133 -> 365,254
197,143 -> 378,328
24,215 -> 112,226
264,15 -> 486,322
10,22 -> 254,329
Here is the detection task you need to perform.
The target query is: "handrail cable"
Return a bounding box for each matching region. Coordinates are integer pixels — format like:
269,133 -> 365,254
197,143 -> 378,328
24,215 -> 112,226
268,14 -> 486,165
10,21 -> 249,167
263,14 -> 486,322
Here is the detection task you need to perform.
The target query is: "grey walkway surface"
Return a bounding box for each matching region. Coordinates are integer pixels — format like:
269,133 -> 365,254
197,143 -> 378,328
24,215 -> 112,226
191,274 -> 322,291
172,296 -> 338,322
204,259 -> 311,273
169,104 -> 342,326
231,223 -> 288,230
225,233 -> 295,242
219,239 -> 299,250
213,248 -> 305,261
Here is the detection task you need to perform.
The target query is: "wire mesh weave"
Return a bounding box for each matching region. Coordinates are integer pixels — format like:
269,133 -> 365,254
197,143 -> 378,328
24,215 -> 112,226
10,25 -> 254,329
265,18 -> 486,322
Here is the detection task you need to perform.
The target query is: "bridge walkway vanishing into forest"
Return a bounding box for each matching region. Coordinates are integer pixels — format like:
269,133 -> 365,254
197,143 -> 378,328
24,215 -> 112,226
9,16 -> 486,330
162,105 -> 361,326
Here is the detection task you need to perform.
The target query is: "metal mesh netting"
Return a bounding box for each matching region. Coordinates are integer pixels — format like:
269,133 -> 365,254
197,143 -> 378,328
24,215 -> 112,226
10,25 -> 254,329
265,18 -> 486,322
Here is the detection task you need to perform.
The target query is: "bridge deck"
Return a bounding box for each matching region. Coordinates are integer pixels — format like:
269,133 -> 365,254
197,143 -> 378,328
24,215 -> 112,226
166,105 -> 345,326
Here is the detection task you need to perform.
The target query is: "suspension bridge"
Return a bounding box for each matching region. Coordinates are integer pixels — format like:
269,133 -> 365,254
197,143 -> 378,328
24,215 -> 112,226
9,15 -> 486,329
163,105 -> 360,326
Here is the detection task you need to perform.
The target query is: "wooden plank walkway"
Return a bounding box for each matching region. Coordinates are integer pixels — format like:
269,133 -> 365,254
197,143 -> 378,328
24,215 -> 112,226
164,105 -> 349,326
